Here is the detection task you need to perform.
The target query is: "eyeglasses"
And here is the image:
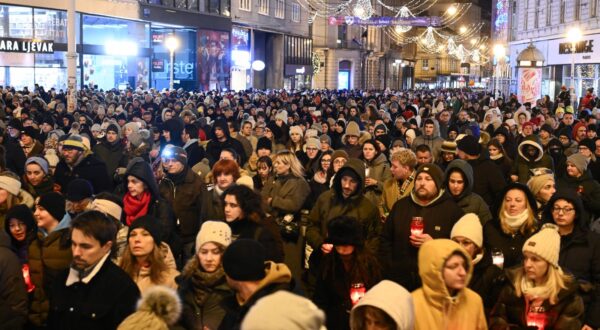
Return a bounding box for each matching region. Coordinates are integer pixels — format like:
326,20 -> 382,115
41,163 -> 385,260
552,207 -> 575,214
306,147 -> 318,151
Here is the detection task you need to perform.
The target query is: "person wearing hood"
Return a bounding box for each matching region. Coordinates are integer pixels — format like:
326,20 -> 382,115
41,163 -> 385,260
342,121 -> 364,159
218,239 -> 293,330
361,139 -> 391,208
380,163 -> 465,291
206,120 -> 247,167
450,213 -> 504,314
557,153 -> 600,223
350,280 -> 414,330
28,192 -> 72,328
548,138 -> 568,179
158,145 -> 204,262
0,230 -> 28,329
489,224 -> 584,329
4,204 -> 37,265
312,216 -> 382,330
558,127 -> 579,157
483,182 -> 539,270
54,134 -> 113,194
126,128 -> 152,163
160,117 -> 185,149
444,159 -> 493,224
544,191 -> 600,329
511,135 -> 555,184
527,170 -> 556,221
182,124 -> 205,167
411,118 -> 444,158
123,157 -> 179,258
306,159 -> 381,261
493,125 -> 517,159
93,123 -> 128,186
412,239 -> 487,330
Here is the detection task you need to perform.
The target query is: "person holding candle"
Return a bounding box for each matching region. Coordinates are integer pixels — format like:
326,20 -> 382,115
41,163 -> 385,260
483,182 -> 539,269
411,239 -> 487,330
312,216 -> 382,330
543,191 -> 600,329
489,224 -> 584,330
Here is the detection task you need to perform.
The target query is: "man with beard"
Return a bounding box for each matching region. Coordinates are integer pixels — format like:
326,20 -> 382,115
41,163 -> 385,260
379,163 -> 464,291
48,211 -> 140,330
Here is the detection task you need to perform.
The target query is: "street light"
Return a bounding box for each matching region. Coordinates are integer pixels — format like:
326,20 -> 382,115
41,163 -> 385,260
165,35 -> 179,90
447,5 -> 457,16
493,44 -> 506,99
567,27 -> 582,107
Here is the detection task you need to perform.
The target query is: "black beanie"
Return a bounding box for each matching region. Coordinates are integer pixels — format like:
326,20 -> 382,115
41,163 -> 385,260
128,215 -> 162,245
222,239 -> 266,281
457,135 -> 481,156
66,179 -> 94,202
256,137 -> 272,151
107,124 -> 120,134
37,192 -> 66,221
416,163 -> 445,190
326,216 -> 363,247
540,124 -> 554,135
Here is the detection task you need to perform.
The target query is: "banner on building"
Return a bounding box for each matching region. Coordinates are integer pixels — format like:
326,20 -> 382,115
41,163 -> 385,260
518,68 -> 542,104
327,16 -> 441,27
197,30 -> 230,91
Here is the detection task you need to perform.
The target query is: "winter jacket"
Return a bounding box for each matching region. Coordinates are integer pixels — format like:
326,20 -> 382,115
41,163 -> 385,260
205,121 -> 247,166
469,252 -> 505,314
218,261 -> 293,330
306,159 -> 381,251
350,280 -> 415,330
380,170 -> 416,216
159,167 -> 205,244
411,120 -> 444,158
483,218 -> 535,270
511,135 -> 555,184
445,159 -> 493,224
48,255 -> 141,330
229,217 -> 285,263
28,220 -> 72,327
201,187 -> 224,222
362,153 -> 391,208
380,188 -> 465,291
23,175 -> 59,200
183,139 -> 206,167
0,231 -> 27,329
557,172 -> 600,221
262,173 -> 310,219
465,156 -> 507,206
54,152 -> 113,194
489,267 -> 584,330
491,155 -> 513,182
93,139 -> 128,183
412,239 -> 487,330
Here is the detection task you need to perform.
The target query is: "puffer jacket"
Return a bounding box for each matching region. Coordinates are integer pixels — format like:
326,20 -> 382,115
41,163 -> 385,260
445,159 -> 493,224
411,239 -> 487,330
350,280 -> 415,330
306,159 -> 381,251
512,135 -> 555,184
489,267 -> 584,329
362,153 -> 391,208
159,166 -> 205,244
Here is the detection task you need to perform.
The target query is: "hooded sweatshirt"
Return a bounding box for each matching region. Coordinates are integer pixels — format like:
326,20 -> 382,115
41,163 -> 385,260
445,160 -> 492,224
512,135 -> 554,184
412,119 -> 443,157
412,239 -> 487,330
350,280 -> 414,330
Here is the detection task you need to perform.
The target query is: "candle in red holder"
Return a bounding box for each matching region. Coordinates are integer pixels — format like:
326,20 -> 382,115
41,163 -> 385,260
410,217 -> 424,236
349,283 -> 366,306
22,264 -> 35,293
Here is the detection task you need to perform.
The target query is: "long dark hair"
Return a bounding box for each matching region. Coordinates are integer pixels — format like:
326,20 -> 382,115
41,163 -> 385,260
222,184 -> 265,223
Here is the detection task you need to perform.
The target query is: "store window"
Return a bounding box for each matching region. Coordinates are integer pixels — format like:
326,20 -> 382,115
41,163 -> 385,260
0,5 -> 33,38
151,28 -> 197,90
34,8 -> 67,43
83,15 -> 150,49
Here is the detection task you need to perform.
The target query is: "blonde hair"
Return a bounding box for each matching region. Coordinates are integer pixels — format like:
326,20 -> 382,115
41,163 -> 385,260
499,190 -> 538,236
514,264 -> 571,305
273,150 -> 305,178
390,148 -> 418,169
119,242 -> 169,285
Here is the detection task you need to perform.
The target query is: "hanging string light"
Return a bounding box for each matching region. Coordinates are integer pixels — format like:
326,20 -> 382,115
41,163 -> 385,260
393,6 -> 413,33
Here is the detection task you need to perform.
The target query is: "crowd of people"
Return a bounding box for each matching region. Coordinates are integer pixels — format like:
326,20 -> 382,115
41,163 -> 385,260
1,84 -> 600,329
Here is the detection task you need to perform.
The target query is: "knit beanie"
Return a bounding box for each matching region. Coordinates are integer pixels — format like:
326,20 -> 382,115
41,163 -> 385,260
456,134 -> 481,156
222,239 -> 266,281
5,204 -> 36,234
404,128 -> 416,141
0,173 -> 21,196
526,172 -> 555,197
567,153 -> 589,175
331,150 -> 349,163
161,144 -> 188,165
66,179 -> 94,202
241,291 -> 326,330
91,198 -> 123,222
128,215 -> 162,246
325,216 -> 363,247
450,213 -> 483,248
289,125 -> 303,137
129,129 -> 150,148
304,137 -> 321,151
540,124 -> 554,135
275,110 -> 288,122
25,157 -> 49,175
522,223 -> 561,268
107,123 -> 121,136
62,134 -> 86,151
236,175 -> 254,190
305,129 -> 319,140
579,138 -> 596,153
195,221 -> 232,253
319,134 -> 331,146
345,121 -> 360,137
256,137 -> 272,151
117,286 -> 182,330
415,163 -> 444,190
37,192 -> 66,221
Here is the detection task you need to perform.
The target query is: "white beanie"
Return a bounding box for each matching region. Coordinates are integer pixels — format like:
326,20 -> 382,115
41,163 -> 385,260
275,110 -> 288,122
241,291 -> 326,330
523,223 -> 561,268
304,137 -> 321,151
236,175 -> 254,190
289,125 -> 303,137
450,213 -> 483,248
92,199 -> 123,222
0,174 -> 21,196
195,221 -> 232,253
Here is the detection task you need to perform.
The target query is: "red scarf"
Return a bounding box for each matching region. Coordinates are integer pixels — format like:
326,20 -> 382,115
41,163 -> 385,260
123,191 -> 151,225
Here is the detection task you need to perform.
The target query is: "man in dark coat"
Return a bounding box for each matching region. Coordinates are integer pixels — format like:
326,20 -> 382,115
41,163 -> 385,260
54,135 -> 113,194
0,231 -> 27,329
456,134 -> 506,205
206,120 -> 247,166
48,211 -> 140,330
182,124 -> 205,167
92,124 -> 127,185
380,163 -> 464,291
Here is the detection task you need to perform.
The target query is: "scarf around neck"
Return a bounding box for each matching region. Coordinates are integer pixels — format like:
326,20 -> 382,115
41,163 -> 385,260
124,191 -> 151,225
503,209 -> 529,230
489,153 -> 503,160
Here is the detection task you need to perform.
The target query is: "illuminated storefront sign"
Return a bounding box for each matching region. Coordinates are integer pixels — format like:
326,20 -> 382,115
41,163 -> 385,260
0,37 -> 54,53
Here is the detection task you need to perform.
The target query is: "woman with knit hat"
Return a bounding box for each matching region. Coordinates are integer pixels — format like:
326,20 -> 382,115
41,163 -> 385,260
176,221 -> 232,330
118,215 -> 180,294
557,153 -> 600,221
287,125 -> 304,153
22,156 -> 60,199
527,168 -> 556,221
490,224 -> 584,329
483,182 -> 539,269
544,191 -> 600,329
0,171 -> 34,228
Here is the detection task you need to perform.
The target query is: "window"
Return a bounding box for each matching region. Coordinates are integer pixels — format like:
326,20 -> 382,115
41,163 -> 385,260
593,0 -> 598,17
575,0 -> 580,20
560,0 -> 565,23
534,0 -> 540,28
450,60 -> 457,71
292,3 -> 301,22
337,24 -> 347,48
422,59 -> 429,70
275,0 -> 284,18
546,0 -> 552,26
239,0 -> 250,11
258,0 -> 269,15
